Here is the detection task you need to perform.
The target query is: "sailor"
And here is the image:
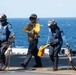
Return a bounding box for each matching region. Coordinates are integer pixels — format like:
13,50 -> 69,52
0,13 -> 15,70
47,20 -> 63,71
21,14 -> 42,68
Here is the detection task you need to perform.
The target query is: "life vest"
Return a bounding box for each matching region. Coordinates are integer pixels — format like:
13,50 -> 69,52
0,22 -> 11,42
27,23 -> 40,42
6,23 -> 11,41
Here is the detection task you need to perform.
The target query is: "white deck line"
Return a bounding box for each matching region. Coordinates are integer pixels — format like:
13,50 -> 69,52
11,48 -> 67,55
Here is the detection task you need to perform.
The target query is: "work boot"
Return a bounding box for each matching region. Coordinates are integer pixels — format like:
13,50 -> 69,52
53,66 -> 58,71
0,62 -> 5,71
0,62 -> 3,71
2,64 -> 7,71
21,62 -> 27,68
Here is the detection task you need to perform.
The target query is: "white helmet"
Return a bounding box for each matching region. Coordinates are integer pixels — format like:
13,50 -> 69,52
48,20 -> 57,27
0,13 -> 7,20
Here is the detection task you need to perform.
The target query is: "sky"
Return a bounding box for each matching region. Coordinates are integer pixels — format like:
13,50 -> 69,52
0,0 -> 76,18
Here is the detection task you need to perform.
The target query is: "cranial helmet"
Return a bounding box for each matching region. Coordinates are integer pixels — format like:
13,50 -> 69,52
0,13 -> 7,20
48,20 -> 57,27
29,14 -> 37,20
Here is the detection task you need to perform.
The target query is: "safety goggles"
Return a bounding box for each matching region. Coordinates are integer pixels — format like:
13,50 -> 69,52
30,17 -> 36,20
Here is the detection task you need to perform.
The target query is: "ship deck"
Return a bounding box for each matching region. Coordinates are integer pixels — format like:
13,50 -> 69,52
0,48 -> 76,75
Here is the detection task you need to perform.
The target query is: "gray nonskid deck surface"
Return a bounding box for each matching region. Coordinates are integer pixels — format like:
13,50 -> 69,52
0,71 -> 76,75
0,55 -> 76,75
9,54 -> 76,68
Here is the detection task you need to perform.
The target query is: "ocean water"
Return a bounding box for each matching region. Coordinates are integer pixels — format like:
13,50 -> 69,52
8,18 -> 76,50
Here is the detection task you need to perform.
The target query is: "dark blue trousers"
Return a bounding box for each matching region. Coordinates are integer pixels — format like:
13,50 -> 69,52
0,42 -> 8,64
23,39 -> 42,67
49,43 -> 62,69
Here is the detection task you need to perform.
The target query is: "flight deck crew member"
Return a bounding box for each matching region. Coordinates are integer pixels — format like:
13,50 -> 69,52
47,20 -> 63,71
0,13 -> 15,70
21,14 -> 42,68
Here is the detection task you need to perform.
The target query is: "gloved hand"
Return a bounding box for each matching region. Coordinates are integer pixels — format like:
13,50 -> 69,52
9,34 -> 15,39
8,34 -> 15,45
66,42 -> 69,46
26,30 -> 33,34
46,42 -> 50,45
